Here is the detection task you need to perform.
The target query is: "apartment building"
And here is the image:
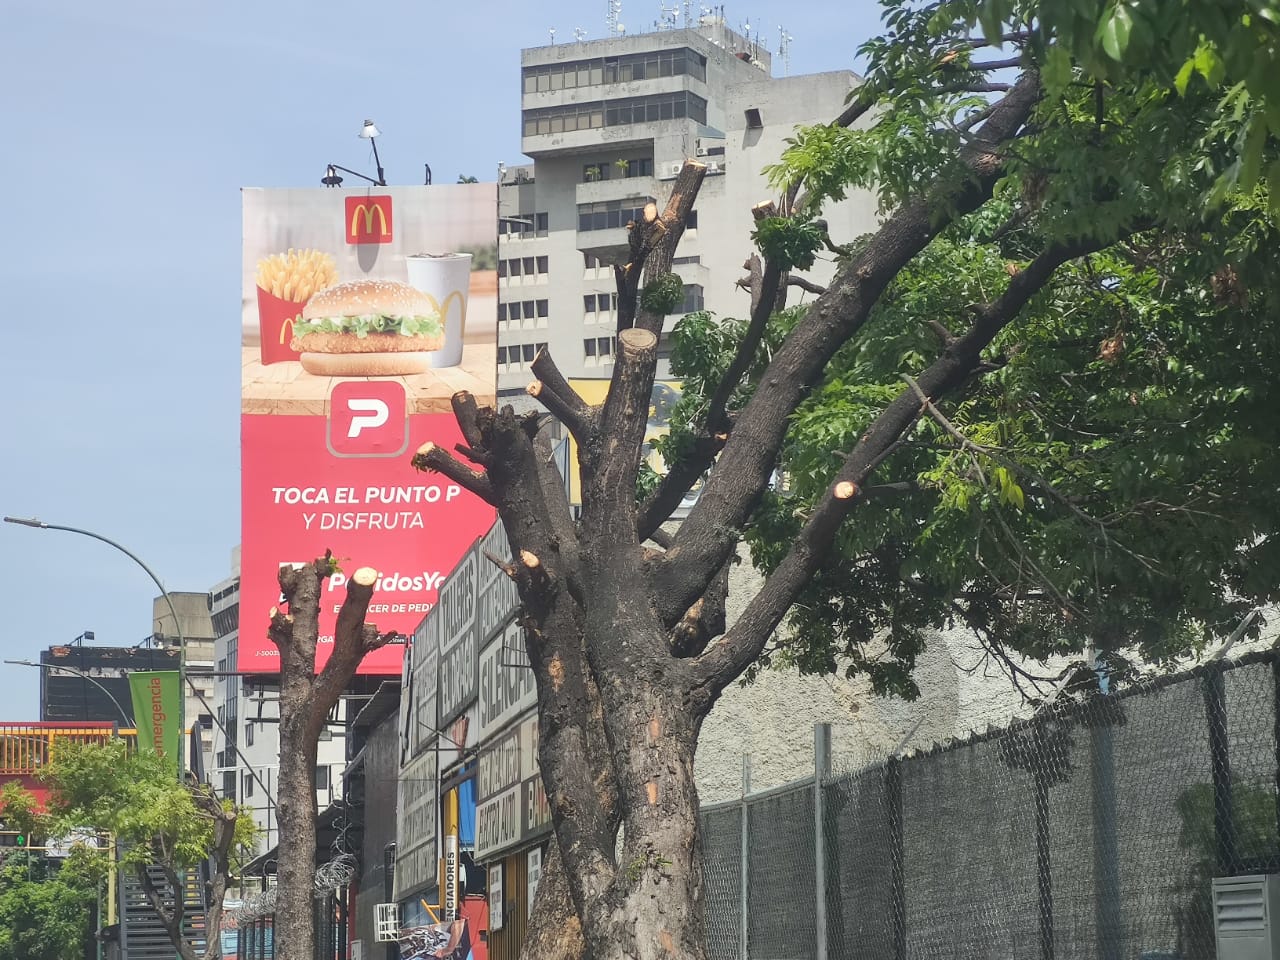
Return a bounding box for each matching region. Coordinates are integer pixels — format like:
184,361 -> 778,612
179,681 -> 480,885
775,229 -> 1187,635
496,15 -> 878,396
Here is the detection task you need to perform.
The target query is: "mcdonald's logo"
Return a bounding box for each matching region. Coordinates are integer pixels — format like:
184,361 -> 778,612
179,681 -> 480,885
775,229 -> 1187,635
278,314 -> 299,346
345,195 -> 394,245
422,291 -> 466,327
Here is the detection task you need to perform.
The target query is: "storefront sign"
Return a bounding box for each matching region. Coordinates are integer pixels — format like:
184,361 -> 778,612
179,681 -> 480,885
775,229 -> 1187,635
478,621 -> 535,740
395,748 -> 439,900
475,711 -> 551,860
488,863 -> 504,931
527,847 -> 542,920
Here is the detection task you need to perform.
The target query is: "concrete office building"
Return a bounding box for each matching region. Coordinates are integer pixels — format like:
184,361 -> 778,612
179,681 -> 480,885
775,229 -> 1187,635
496,15 -> 877,396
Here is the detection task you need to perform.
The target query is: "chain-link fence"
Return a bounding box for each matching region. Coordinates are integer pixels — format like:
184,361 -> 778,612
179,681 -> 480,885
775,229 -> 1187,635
701,649 -> 1280,959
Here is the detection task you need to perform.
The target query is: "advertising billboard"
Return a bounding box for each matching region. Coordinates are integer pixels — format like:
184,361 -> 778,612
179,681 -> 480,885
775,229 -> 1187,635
240,186 -> 497,674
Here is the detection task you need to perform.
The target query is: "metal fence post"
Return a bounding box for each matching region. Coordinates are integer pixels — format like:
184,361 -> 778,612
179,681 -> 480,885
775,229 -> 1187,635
886,756 -> 906,960
1203,665 -> 1238,873
815,723 -> 831,960
740,754 -> 751,960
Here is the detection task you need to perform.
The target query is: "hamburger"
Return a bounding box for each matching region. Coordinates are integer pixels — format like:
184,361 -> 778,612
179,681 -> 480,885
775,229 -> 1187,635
292,278 -> 444,376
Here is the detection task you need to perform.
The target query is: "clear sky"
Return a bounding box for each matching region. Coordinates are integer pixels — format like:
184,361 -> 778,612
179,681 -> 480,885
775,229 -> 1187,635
0,0 -> 883,719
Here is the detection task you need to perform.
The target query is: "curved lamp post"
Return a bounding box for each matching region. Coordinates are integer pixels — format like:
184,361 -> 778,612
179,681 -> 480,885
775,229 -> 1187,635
3,516 -> 187,756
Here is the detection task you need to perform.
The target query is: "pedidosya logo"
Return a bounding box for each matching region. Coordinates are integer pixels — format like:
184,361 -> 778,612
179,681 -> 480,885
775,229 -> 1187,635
345,195 -> 394,245
328,380 -> 408,457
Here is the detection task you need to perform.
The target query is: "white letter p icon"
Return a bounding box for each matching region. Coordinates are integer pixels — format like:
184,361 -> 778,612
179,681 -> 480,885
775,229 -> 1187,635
347,398 -> 390,438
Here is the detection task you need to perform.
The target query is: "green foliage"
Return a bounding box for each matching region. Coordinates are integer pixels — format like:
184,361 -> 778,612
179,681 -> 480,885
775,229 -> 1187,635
640,272 -> 685,315
965,0 -> 1280,201
0,850 -> 102,960
0,782 -> 44,839
667,1 -> 1280,696
42,740 -> 256,874
752,217 -> 825,271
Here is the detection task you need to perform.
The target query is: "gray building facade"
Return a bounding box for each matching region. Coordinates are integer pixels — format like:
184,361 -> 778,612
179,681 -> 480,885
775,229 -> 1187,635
496,17 -> 877,395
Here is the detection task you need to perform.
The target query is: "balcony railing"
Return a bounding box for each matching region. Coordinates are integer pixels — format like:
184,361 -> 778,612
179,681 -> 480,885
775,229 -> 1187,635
0,723 -> 132,774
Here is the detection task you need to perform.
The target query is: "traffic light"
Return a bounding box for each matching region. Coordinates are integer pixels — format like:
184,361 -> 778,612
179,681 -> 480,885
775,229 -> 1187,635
0,831 -> 27,848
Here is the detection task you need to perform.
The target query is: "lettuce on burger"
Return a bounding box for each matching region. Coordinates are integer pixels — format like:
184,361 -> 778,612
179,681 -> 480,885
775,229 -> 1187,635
292,278 -> 444,376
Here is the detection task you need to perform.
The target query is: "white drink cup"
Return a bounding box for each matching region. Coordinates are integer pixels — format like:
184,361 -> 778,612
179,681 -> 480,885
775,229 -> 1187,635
405,252 -> 472,369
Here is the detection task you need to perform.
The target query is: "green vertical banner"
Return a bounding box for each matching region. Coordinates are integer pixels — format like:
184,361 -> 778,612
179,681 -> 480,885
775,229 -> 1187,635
128,671 -> 182,770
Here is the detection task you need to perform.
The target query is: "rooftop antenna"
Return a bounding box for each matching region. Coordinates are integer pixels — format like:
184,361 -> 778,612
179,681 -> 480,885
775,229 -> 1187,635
779,25 -> 793,75
683,0 -> 692,26
606,0 -> 621,35
549,26 -> 556,44
574,25 -> 587,41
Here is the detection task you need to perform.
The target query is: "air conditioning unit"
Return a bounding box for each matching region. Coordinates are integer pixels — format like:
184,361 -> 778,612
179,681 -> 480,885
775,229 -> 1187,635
1214,874 -> 1280,959
375,903 -> 401,942
707,161 -> 720,174
668,161 -> 682,177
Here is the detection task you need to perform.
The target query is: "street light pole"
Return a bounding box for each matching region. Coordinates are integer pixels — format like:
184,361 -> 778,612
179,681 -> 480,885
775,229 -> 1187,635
3,516 -> 187,763
2,659 -> 132,728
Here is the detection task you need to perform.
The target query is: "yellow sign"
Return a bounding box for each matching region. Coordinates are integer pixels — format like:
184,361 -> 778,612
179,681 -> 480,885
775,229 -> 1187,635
349,201 -> 391,240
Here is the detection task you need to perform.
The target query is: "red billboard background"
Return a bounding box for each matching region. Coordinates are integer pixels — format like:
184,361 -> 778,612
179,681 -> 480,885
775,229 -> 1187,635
240,186 -> 497,674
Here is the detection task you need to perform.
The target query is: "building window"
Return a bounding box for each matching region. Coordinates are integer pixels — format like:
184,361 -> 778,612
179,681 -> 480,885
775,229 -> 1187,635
582,158 -> 653,182
578,198 -> 653,232
244,722 -> 254,747
522,49 -> 704,95
243,772 -> 254,799
499,212 -> 548,239
673,255 -> 700,266
536,299 -> 549,318
536,255 -> 549,274
680,284 -> 705,314
524,92 -> 706,138
498,346 -> 508,366
223,772 -> 236,799
316,765 -> 330,791
686,210 -> 698,230
584,338 -> 597,357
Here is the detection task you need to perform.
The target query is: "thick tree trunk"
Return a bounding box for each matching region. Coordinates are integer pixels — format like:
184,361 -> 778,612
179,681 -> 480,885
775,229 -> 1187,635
587,689 -> 707,960
275,706 -> 320,960
522,842 -> 589,960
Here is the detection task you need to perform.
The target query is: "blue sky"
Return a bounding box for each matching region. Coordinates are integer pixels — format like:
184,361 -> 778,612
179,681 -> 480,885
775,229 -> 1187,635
0,0 -> 882,719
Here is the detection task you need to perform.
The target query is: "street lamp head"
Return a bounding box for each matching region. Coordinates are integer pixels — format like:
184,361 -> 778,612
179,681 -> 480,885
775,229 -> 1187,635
3,516 -> 47,529
358,119 -> 381,139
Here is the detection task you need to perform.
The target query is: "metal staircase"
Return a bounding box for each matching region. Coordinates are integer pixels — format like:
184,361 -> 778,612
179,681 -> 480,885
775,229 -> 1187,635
119,864 -> 208,960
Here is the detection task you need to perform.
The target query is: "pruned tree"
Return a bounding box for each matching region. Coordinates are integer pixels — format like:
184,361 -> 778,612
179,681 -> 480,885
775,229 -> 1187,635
400,1 -> 1280,956
270,560 -> 396,960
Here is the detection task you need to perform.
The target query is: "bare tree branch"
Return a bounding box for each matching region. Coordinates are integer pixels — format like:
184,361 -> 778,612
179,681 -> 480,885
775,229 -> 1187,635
527,379 -> 593,444
787,275 -> 828,297
412,443 -> 495,503
532,348 -> 594,429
